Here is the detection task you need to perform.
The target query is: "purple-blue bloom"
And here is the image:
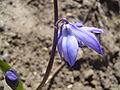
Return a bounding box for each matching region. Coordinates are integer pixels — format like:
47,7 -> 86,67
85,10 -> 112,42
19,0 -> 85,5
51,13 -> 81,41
57,21 -> 104,67
5,69 -> 18,89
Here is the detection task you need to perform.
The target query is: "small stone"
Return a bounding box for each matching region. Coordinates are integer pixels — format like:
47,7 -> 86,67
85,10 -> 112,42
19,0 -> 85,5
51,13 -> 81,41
5,32 -> 16,37
77,48 -> 83,60
73,83 -> 84,90
42,47 -> 48,52
65,13 -> 74,18
4,41 -> 10,47
1,53 -> 11,62
77,4 -> 82,8
84,69 -> 94,79
73,71 -> 80,81
41,68 -> 46,75
33,72 -> 37,75
67,84 -> 73,89
73,71 -> 80,78
91,80 -> 97,86
92,74 -> 97,80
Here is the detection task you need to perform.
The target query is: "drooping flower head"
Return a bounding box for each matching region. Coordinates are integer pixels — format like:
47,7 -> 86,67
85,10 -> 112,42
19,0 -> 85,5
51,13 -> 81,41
5,69 -> 18,89
57,18 -> 104,67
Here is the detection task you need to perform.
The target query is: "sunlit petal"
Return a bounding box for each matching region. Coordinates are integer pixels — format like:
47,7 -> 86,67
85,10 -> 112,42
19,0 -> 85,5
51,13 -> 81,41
75,22 -> 84,27
79,27 -> 104,33
57,35 -> 63,58
62,35 -> 78,66
71,25 -> 103,54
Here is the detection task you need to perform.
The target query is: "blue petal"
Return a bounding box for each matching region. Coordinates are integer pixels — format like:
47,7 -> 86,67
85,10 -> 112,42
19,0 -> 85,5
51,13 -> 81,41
58,24 -> 64,39
57,35 -> 63,58
79,27 -> 104,33
75,22 -> 84,27
70,24 -> 103,54
5,69 -> 18,89
57,24 -> 66,58
10,69 -> 16,74
62,35 -> 78,67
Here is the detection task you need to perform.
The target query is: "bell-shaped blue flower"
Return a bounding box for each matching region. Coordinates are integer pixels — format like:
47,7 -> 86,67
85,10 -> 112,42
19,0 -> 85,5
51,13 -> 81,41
57,21 -> 104,67
5,69 -> 18,89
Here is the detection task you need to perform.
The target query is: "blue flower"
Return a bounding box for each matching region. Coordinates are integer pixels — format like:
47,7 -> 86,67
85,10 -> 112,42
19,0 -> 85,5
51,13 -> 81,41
5,69 -> 18,89
57,22 -> 104,67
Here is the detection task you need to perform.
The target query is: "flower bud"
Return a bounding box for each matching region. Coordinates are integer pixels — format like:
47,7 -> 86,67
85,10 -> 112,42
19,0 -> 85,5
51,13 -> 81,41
5,69 -> 18,89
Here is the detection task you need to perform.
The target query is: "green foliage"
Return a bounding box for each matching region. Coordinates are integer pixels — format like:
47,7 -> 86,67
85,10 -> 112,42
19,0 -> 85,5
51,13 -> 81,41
0,60 -> 11,73
0,60 -> 24,90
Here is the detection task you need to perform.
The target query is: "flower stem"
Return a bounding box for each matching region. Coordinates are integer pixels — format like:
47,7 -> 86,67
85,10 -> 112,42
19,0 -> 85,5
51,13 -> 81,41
36,0 -> 58,90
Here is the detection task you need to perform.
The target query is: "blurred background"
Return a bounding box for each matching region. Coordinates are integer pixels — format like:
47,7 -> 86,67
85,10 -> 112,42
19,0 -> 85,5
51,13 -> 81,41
0,0 -> 120,90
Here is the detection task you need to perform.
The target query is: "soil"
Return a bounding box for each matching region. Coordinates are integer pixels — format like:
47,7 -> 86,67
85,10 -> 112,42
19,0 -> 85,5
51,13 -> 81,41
0,0 -> 120,90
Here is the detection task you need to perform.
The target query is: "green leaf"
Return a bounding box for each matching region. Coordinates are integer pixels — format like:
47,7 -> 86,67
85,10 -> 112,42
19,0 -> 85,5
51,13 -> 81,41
16,77 -> 24,90
0,60 -> 11,73
0,60 -> 24,90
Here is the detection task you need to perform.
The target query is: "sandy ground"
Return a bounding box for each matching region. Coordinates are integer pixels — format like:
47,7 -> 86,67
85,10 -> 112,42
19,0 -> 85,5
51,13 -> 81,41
0,0 -> 120,90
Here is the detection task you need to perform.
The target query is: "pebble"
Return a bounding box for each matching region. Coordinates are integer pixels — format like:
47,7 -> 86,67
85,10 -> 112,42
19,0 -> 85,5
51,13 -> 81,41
67,84 -> 73,89
92,74 -> 97,80
91,80 -> 98,86
4,32 -> 16,37
84,69 -> 94,79
77,48 -> 83,60
66,13 -> 74,18
42,47 -> 48,52
33,72 -> 37,76
73,71 -> 80,81
73,71 -> 80,78
1,53 -> 11,62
